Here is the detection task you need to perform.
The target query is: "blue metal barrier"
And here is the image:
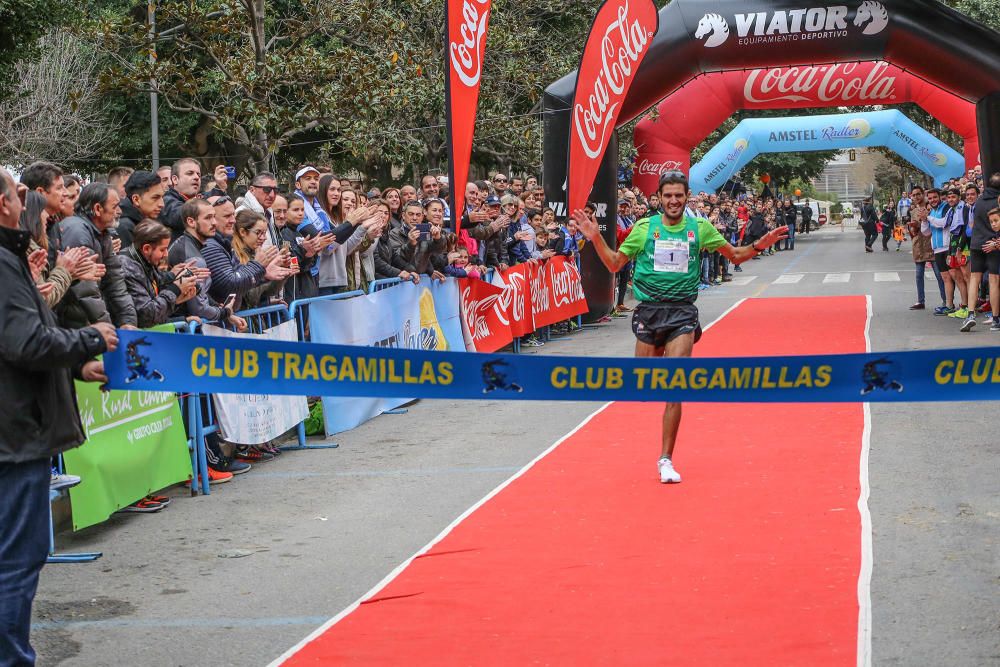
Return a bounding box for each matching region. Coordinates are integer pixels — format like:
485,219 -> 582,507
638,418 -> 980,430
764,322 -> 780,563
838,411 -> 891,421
287,290 -> 365,342
47,456 -> 101,563
172,321 -> 209,495
369,277 -> 403,293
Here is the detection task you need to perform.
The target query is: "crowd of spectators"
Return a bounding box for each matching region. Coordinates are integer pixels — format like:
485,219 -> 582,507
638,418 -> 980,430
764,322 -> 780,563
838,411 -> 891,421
14,159 -> 596,497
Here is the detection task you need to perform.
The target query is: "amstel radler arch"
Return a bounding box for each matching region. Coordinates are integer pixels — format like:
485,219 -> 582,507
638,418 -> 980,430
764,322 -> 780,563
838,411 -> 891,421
543,0 -> 1000,319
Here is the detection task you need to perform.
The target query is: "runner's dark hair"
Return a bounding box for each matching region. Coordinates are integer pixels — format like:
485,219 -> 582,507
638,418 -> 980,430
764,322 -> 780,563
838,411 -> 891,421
658,170 -> 688,192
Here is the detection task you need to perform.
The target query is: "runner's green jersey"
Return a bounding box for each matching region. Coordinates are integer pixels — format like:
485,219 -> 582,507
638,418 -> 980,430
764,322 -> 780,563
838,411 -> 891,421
618,214 -> 727,302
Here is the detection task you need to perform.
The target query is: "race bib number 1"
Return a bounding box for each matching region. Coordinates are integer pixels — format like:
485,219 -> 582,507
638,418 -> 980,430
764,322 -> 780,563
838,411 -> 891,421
653,239 -> 689,273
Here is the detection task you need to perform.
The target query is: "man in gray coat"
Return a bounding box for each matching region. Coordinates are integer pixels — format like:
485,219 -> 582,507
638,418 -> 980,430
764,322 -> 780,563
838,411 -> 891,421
0,168 -> 118,666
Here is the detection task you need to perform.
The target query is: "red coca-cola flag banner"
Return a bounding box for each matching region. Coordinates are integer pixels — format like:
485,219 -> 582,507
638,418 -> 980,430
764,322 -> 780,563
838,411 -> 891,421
567,0 -> 658,215
445,0 -> 491,235
458,278 -> 513,353
540,256 -> 589,326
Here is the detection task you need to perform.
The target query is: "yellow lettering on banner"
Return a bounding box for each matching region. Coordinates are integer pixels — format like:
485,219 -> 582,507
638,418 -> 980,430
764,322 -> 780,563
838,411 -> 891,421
267,351 -> 283,379
815,365 -> 832,388
300,354 -> 318,381
244,351 -> 259,378
708,368 -> 726,390
992,358 -> 1000,383
651,368 -> 669,390
729,367 -> 750,389
568,368 -> 585,389
192,348 -> 208,377
551,367 -> 568,389
438,362 -> 454,385
795,366 -> 813,388
224,349 -> 240,378
970,358 -> 990,384
358,357 -> 377,383
934,360 -> 954,384
606,367 -> 623,390
284,353 -> 301,380
585,368 -> 604,390
760,367 -> 776,389
777,366 -> 794,388
668,369 -> 687,390
419,361 -> 438,384
752,367 -> 762,388
320,355 -> 337,381
340,356 -> 357,382
403,360 -> 419,384
388,360 -> 402,383
953,359 -> 970,384
633,368 -> 651,390
207,349 -> 222,377
689,368 -> 707,390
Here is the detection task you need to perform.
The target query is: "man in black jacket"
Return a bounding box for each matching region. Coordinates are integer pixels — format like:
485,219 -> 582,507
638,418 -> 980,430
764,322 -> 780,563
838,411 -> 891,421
860,198 -> 879,252
118,171 -> 165,247
57,184 -> 139,330
0,168 -> 118,667
119,220 -> 198,328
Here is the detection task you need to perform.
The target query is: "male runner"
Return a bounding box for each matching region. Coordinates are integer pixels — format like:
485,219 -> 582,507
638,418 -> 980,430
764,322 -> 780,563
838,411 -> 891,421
573,171 -> 787,483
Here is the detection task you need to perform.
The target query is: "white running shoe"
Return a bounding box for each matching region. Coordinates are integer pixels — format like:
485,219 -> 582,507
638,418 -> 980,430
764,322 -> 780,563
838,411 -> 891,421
658,458 -> 681,484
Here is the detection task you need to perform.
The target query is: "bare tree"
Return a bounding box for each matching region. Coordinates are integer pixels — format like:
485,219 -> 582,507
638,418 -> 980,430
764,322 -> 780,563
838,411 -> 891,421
0,32 -> 118,166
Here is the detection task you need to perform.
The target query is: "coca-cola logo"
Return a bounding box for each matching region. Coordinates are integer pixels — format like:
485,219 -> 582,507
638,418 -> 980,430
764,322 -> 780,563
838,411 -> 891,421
549,261 -> 585,306
744,62 -> 897,104
573,1 -> 654,159
636,159 -> 683,176
461,285 -> 499,342
450,0 -> 490,87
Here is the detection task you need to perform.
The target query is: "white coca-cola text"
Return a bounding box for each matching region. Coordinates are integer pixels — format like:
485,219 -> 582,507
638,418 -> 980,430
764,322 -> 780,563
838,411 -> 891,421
636,158 -> 683,176
461,285 -> 499,342
549,262 -> 586,307
574,1 -> 652,159
450,0 -> 490,87
743,61 -> 896,105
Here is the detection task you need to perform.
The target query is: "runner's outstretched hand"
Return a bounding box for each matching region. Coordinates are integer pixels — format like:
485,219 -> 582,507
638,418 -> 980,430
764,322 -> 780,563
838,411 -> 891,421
572,209 -> 599,241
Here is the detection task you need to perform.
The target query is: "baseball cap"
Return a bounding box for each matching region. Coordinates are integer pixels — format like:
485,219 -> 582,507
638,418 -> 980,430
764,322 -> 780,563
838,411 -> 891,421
618,199 -> 631,207
295,166 -> 320,181
500,194 -> 518,206
485,195 -> 501,206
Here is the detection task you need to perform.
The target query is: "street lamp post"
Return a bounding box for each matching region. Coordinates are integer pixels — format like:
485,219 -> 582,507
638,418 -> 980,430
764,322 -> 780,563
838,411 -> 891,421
148,0 -> 160,169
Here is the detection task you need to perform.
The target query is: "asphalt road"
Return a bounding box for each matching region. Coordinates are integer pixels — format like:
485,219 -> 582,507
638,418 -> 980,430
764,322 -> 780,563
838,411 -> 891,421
33,225 -> 999,666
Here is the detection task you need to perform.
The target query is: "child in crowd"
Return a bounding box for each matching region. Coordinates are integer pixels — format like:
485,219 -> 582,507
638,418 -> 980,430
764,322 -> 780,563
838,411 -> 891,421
443,247 -> 481,279
892,219 -> 906,251
531,228 -> 556,260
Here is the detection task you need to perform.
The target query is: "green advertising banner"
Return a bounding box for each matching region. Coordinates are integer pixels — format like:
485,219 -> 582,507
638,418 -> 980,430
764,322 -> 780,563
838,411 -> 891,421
63,325 -> 193,530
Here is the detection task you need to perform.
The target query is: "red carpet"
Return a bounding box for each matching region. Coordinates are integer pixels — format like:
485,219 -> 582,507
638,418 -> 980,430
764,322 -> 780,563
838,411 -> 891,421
278,296 -> 870,666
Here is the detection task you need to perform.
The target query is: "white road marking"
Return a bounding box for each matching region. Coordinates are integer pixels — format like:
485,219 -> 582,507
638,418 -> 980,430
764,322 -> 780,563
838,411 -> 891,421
858,295 -> 874,667
823,273 -> 851,283
873,272 -> 900,282
728,275 -> 758,286
773,274 -> 805,284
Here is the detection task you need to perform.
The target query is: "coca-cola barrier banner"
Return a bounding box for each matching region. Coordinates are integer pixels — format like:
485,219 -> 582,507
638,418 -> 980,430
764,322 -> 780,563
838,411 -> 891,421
460,257 -> 589,352
566,0 -> 658,215
633,61 -> 980,194
445,0 -> 491,234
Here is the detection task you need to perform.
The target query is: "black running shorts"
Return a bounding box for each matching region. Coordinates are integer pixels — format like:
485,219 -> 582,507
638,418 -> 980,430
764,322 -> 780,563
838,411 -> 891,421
934,251 -> 950,273
631,302 -> 702,348
970,248 -> 1000,274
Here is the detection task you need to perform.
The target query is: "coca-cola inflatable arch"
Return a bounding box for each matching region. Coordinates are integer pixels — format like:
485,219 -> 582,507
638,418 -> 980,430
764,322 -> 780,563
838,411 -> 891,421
633,61 -> 979,195
689,109 -> 964,193
543,0 -> 1000,320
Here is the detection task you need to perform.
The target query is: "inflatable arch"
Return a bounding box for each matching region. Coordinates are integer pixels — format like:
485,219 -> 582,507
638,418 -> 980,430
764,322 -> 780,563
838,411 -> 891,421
632,61 -> 979,195
543,0 -> 1000,319
689,109 -> 964,193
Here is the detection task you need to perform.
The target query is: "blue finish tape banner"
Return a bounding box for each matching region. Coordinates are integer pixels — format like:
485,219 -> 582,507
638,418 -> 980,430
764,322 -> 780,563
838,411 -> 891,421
105,329 -> 1000,403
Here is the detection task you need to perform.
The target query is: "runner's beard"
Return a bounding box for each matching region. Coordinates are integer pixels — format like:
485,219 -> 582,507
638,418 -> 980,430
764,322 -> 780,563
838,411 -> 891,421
663,202 -> 685,224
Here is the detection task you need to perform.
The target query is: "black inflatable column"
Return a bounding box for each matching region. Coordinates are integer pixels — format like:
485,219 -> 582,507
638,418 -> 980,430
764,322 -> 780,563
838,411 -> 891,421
977,93 -> 1000,178
542,89 -> 616,322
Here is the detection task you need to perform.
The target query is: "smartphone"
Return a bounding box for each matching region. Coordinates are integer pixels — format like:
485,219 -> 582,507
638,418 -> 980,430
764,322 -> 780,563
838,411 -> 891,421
176,268 -> 193,279
225,166 -> 237,180
416,223 -> 431,242
225,293 -> 236,306
281,240 -> 291,252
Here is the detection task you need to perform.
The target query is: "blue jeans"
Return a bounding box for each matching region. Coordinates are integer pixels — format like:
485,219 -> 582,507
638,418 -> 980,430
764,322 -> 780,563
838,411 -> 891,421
0,459 -> 50,667
785,223 -> 796,250
915,261 -> 947,305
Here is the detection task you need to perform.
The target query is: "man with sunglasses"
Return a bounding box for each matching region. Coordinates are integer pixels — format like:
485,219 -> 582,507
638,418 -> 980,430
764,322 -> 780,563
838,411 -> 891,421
573,171 -> 787,484
492,173 -> 510,196
236,172 -> 280,247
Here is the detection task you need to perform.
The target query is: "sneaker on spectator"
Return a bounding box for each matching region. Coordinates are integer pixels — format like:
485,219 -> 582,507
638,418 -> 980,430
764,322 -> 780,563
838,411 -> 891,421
261,443 -> 282,457
146,494 -> 170,507
983,312 -> 994,324
188,468 -> 234,488
50,469 -> 81,491
117,498 -> 164,513
658,457 -> 681,484
211,454 -> 251,475
523,336 -> 544,348
610,308 -> 628,318
948,306 -> 969,319
236,446 -> 275,463
722,274 -> 733,282
616,304 -> 633,312
992,317 -> 1000,332
933,305 -> 954,316
596,315 -> 612,323
976,299 -> 990,312
734,264 -> 743,272
568,320 -> 580,331
960,314 -> 976,332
